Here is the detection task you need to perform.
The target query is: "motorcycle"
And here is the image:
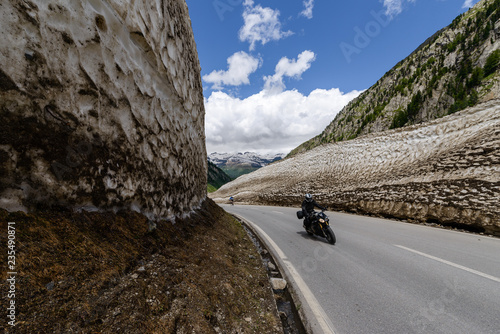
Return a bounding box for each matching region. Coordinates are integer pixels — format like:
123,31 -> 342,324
297,210 -> 336,245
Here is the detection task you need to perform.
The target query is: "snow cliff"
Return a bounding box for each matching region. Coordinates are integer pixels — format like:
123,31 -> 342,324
212,100 -> 500,235
0,0 -> 206,218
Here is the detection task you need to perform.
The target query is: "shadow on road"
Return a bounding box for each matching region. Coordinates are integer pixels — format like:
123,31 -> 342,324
296,230 -> 336,245
296,230 -> 318,240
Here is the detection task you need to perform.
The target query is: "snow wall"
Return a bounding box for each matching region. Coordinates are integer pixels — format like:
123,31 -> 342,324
212,101 -> 500,236
0,0 -> 206,219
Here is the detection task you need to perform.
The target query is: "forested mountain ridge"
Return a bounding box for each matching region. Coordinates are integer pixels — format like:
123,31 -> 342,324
289,0 -> 500,157
207,161 -> 232,192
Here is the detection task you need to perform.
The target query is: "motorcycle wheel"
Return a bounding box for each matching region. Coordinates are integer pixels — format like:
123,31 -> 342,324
304,223 -> 314,235
325,227 -> 336,245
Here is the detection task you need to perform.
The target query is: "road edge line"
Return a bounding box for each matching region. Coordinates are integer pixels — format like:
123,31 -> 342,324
233,213 -> 337,334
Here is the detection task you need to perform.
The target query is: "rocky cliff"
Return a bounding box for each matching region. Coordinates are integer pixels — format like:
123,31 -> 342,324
0,0 -> 206,218
212,100 -> 500,236
290,0 -> 500,157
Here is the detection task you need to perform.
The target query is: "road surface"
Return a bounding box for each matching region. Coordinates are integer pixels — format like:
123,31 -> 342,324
222,204 -> 500,334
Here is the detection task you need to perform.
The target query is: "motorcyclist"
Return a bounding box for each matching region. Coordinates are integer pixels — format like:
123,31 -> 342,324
302,193 -> 327,230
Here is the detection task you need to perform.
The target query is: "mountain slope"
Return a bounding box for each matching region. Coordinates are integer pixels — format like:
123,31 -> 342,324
209,152 -> 285,179
207,161 -> 232,192
289,0 -> 500,157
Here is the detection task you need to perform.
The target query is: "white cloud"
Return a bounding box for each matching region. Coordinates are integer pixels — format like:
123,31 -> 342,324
383,0 -> 403,17
239,0 -> 293,50
462,0 -> 479,8
300,0 -> 315,19
263,50 -> 316,93
202,51 -> 261,89
205,87 -> 362,154
382,0 -> 416,18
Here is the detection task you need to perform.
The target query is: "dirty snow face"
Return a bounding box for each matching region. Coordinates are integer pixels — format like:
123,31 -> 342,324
212,100 -> 500,235
0,0 -> 206,218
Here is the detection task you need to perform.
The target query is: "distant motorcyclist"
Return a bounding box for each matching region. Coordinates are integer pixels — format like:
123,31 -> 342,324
229,196 -> 234,205
302,193 -> 327,230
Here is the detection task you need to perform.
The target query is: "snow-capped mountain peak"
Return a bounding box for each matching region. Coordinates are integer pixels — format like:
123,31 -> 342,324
208,152 -> 285,168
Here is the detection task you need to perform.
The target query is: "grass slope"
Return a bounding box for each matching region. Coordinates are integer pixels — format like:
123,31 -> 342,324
0,199 -> 281,333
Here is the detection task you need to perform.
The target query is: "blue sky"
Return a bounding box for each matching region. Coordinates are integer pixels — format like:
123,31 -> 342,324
185,0 -> 480,154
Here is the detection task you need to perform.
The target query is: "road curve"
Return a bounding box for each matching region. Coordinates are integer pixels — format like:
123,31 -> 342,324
222,204 -> 500,334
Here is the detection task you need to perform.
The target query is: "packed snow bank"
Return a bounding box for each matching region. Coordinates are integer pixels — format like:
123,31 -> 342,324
212,100 -> 500,235
0,0 -> 206,219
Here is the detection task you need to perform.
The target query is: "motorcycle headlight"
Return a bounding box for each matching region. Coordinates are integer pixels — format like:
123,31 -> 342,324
319,218 -> 325,223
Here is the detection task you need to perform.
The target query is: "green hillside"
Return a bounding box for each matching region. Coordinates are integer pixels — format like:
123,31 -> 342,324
207,161 -> 232,192
221,165 -> 260,180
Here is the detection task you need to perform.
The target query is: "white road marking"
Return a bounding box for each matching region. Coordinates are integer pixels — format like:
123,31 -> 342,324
241,215 -> 337,334
395,245 -> 500,283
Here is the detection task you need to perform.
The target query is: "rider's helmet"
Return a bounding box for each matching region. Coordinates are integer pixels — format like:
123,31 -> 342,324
305,193 -> 313,202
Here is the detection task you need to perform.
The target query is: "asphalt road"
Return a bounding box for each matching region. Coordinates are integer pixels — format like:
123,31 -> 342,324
222,204 -> 500,334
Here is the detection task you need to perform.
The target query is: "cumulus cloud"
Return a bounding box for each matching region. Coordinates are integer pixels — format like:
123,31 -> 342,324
205,88 -> 362,154
239,0 -> 293,50
202,51 -> 261,90
263,50 -> 316,93
300,0 -> 315,19
382,0 -> 416,17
